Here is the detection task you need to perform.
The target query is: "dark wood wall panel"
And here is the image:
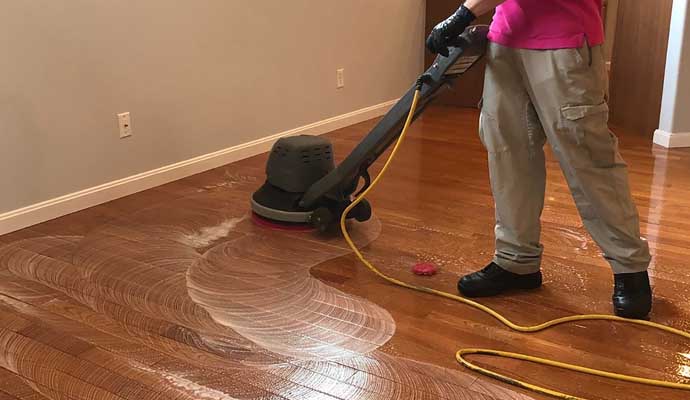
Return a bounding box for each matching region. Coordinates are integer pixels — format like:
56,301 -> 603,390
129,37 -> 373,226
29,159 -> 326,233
609,0 -> 673,136
425,1 -> 494,108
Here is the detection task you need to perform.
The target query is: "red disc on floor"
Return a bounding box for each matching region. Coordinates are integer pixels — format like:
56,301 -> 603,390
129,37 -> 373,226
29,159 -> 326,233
251,212 -> 315,232
412,262 -> 438,276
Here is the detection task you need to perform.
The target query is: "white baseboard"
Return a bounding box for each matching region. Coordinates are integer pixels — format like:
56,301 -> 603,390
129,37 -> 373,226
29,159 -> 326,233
0,99 -> 398,236
653,129 -> 690,148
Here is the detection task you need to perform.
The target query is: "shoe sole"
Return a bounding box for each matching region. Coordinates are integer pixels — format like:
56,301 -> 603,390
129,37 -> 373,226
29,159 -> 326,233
613,304 -> 652,320
458,281 -> 542,298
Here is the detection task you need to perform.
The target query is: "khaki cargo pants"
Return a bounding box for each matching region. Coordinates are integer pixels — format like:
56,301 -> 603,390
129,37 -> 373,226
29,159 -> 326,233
480,42 -> 651,275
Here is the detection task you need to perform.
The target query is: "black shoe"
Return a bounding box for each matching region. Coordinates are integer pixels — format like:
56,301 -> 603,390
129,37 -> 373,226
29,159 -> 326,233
613,271 -> 652,319
458,262 -> 542,298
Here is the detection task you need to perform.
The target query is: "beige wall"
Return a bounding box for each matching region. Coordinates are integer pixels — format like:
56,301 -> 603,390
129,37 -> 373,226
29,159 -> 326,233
0,1 -> 426,214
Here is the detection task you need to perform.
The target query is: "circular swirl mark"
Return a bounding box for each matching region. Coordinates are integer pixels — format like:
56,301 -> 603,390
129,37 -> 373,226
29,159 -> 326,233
186,217 -> 397,361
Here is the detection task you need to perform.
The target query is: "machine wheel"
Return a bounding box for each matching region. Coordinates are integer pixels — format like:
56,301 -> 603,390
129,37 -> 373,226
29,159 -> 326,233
348,199 -> 372,222
310,207 -> 333,233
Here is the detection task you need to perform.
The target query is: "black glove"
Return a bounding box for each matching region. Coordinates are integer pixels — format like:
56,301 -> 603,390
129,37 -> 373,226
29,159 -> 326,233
426,5 -> 477,57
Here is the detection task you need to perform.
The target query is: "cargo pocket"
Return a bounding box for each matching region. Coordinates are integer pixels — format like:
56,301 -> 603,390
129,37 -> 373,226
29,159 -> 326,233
561,102 -> 616,167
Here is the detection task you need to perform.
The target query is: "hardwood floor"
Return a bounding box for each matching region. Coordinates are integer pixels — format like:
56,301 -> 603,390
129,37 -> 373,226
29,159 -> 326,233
1,106 -> 690,400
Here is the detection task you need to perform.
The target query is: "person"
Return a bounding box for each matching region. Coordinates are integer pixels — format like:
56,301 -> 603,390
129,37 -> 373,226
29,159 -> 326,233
426,0 -> 652,319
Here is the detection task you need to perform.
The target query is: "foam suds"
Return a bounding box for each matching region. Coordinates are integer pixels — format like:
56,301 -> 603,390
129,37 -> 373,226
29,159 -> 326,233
202,171 -> 258,192
180,216 -> 247,249
678,365 -> 690,380
135,364 -> 240,400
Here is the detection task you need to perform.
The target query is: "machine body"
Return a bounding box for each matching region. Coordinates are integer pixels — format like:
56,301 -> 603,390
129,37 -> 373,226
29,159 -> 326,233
251,26 -> 489,231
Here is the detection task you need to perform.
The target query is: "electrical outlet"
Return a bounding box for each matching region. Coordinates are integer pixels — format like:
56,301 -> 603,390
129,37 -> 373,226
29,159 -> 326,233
118,112 -> 132,138
336,68 -> 345,89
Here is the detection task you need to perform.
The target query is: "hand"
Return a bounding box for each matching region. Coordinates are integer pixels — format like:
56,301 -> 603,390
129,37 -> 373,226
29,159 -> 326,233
426,5 -> 476,57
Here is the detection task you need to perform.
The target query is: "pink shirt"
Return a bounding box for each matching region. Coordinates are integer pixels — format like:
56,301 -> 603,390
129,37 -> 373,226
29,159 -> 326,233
488,0 -> 605,50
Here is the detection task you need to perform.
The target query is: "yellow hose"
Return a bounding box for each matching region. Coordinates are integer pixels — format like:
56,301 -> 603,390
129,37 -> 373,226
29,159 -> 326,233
339,89 -> 690,399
